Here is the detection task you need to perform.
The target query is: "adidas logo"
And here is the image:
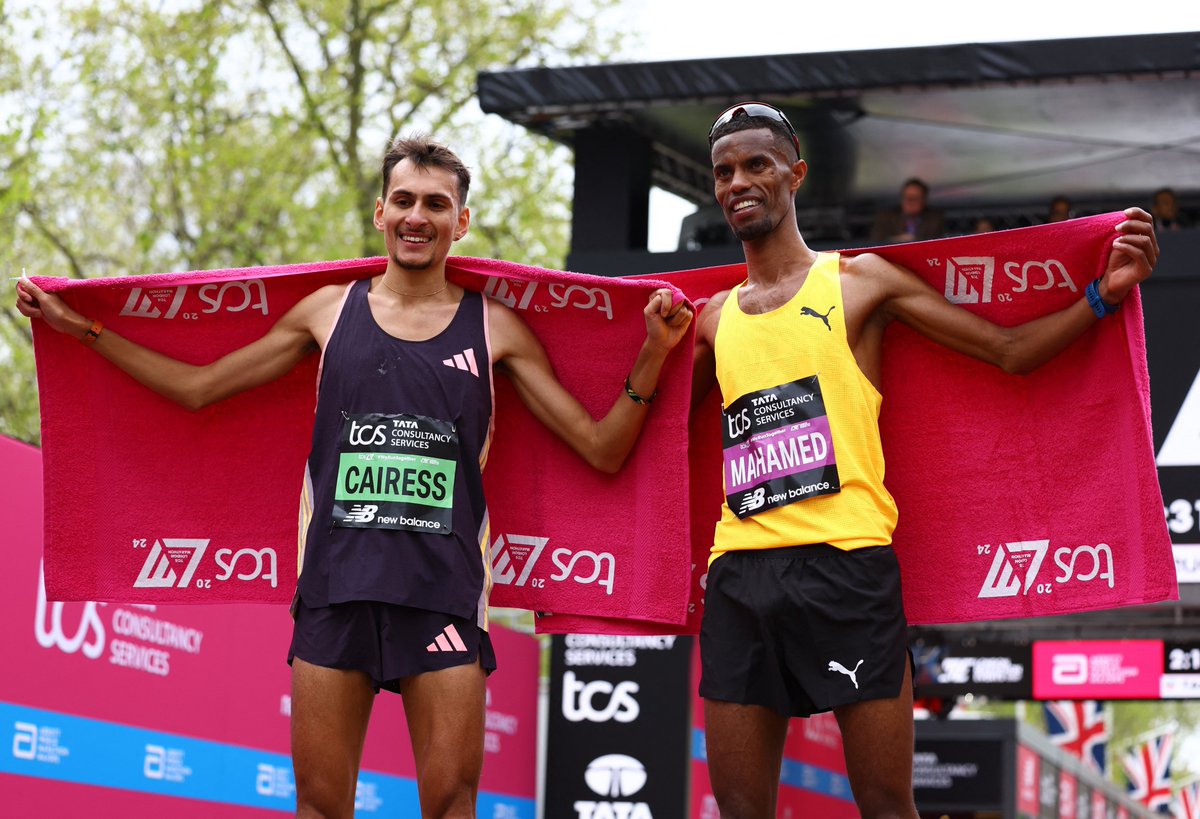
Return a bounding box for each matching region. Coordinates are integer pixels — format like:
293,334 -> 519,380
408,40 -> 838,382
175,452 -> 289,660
442,348 -> 479,377
426,623 -> 468,653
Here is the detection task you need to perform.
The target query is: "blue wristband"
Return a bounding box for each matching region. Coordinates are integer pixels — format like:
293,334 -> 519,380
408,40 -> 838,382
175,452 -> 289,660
1085,278 -> 1120,318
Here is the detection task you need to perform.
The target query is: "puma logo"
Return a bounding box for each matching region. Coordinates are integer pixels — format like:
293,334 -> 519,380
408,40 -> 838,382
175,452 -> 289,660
828,659 -> 864,689
800,305 -> 836,331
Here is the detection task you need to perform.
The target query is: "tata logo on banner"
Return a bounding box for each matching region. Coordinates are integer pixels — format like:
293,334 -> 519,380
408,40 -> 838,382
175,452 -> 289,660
574,753 -> 653,819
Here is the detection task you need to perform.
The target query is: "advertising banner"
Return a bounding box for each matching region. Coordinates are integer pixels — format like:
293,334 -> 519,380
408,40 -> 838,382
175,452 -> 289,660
1143,275 -> 1200,582
912,738 -> 1005,810
913,638 -> 1033,699
1033,640 -> 1164,700
0,435 -> 537,817
546,634 -> 693,819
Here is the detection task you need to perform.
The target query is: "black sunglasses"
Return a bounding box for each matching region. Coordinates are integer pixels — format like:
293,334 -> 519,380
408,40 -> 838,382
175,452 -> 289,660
708,101 -> 802,160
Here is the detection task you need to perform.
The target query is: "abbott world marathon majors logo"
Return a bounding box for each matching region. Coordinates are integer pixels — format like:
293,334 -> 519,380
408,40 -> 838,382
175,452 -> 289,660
491,533 -> 617,596
976,539 -> 1116,599
574,754 -> 652,819
35,563 -> 204,677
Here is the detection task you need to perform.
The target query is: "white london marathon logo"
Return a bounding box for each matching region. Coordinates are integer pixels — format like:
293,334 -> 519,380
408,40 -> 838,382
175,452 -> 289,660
134,539 -> 209,589
131,537 -> 278,590
574,754 -> 653,819
976,539 -> 1116,599
491,533 -> 617,596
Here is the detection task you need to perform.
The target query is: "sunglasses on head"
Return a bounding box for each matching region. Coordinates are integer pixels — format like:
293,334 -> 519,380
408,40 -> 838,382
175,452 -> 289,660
708,102 -> 802,160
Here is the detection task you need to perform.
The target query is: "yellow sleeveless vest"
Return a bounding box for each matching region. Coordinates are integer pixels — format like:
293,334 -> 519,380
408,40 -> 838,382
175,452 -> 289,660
712,252 -> 898,560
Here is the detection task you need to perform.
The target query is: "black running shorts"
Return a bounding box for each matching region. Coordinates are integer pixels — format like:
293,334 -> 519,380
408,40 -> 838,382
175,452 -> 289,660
288,597 -> 497,694
699,544 -> 908,717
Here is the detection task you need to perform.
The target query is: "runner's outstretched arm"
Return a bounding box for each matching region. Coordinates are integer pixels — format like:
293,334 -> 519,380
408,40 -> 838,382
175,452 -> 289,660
857,207 -> 1158,374
15,276 -> 335,410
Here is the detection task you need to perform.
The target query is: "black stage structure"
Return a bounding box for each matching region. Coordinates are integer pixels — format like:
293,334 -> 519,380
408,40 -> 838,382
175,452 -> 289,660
478,33 -> 1200,655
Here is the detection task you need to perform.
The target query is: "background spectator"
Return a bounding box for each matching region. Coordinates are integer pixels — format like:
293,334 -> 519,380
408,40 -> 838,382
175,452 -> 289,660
1047,195 -> 1073,223
870,177 -> 945,243
1152,188 -> 1189,230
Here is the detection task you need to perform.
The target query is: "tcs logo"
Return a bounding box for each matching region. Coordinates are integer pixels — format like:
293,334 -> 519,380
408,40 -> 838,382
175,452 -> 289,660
34,564 -> 105,660
561,670 -> 640,723
726,408 -> 751,440
348,421 -> 387,446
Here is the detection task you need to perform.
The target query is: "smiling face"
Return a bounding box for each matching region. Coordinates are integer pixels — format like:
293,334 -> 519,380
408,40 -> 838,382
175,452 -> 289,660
374,158 -> 470,272
710,127 -> 806,243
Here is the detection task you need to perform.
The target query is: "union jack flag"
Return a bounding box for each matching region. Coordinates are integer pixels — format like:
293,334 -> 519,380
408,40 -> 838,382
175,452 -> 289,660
1044,700 -> 1109,774
1176,780 -> 1200,819
1122,731 -> 1174,813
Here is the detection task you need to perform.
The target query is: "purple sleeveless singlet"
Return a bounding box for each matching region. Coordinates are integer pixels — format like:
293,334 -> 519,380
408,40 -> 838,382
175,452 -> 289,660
296,279 -> 494,626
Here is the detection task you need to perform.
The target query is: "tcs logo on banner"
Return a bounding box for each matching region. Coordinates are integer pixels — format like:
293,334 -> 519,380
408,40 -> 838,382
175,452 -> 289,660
34,565 -> 105,660
561,670 -> 639,723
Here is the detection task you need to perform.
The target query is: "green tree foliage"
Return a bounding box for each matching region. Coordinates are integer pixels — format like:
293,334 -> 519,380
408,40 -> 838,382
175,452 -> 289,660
0,0 -> 623,444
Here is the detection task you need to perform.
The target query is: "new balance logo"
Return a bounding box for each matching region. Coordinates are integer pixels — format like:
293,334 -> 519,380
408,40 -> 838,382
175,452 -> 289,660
828,659 -> 864,689
978,539 -> 1050,598
737,487 -> 765,515
442,348 -> 479,377
426,624 -> 468,653
133,539 -> 209,589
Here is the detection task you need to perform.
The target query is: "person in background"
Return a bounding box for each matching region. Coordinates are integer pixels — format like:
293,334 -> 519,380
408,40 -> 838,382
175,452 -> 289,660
1047,195 -> 1073,223
1152,187 -> 1189,230
869,177 -> 945,244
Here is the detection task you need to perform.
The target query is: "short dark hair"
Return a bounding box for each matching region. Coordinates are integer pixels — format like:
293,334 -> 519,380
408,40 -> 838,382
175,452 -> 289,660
381,135 -> 471,206
709,116 -> 799,162
901,178 -> 929,198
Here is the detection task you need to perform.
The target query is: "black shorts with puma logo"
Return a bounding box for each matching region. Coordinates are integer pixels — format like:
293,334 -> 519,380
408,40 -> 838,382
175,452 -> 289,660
699,543 -> 909,717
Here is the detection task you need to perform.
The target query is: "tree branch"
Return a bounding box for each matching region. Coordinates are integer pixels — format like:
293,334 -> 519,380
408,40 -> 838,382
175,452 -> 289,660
20,204 -> 88,279
254,0 -> 346,180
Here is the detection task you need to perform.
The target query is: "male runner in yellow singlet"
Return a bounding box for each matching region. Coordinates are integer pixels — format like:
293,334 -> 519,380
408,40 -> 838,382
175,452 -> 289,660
693,102 -> 1158,819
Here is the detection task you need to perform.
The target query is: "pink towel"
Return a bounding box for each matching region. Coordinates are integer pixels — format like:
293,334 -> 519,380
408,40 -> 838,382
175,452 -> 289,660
31,258 -> 694,626
539,213 -> 1177,634
32,215 -> 1177,630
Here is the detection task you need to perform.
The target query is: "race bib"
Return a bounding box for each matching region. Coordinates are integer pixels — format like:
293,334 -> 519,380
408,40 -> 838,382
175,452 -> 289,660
332,412 -> 458,535
722,376 -> 841,519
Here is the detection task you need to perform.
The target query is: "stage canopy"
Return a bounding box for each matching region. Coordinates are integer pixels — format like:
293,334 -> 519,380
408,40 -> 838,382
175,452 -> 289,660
478,32 -> 1200,260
